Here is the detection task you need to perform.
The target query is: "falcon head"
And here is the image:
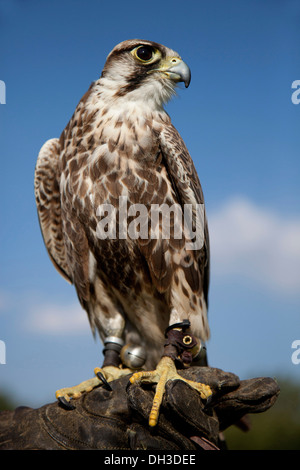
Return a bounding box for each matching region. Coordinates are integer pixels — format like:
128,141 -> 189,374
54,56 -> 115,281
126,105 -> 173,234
100,39 -> 191,108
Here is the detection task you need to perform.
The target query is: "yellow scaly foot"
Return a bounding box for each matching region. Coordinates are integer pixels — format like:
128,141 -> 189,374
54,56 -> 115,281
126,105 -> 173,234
56,365 -> 133,408
129,356 -> 212,427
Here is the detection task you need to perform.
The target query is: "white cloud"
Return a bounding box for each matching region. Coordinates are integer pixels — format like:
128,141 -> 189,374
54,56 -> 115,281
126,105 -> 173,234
27,302 -> 90,335
208,197 -> 300,294
0,289 -> 92,335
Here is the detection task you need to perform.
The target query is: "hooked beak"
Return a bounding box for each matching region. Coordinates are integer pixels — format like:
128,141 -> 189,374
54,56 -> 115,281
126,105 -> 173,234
151,57 -> 191,88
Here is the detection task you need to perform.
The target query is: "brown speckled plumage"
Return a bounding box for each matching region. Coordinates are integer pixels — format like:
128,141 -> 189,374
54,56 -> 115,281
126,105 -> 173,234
34,39 -> 210,369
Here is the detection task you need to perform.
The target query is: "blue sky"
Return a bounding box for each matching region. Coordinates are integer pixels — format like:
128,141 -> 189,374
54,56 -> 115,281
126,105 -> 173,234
1,0 -> 299,407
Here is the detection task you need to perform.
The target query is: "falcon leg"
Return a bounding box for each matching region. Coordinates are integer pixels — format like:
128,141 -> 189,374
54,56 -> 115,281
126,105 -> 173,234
129,320 -> 212,427
56,336 -> 133,408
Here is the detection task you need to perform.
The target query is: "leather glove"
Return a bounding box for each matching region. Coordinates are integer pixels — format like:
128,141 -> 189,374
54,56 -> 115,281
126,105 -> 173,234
0,366 -> 279,450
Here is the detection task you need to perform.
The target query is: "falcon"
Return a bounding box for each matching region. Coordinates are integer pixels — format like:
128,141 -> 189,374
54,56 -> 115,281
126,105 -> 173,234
34,39 -> 212,427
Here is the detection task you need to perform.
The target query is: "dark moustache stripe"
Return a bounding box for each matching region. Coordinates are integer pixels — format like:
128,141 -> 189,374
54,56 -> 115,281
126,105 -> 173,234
115,70 -> 149,96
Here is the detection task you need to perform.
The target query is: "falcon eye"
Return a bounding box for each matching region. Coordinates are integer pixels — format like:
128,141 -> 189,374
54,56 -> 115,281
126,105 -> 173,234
136,46 -> 154,62
131,45 -> 161,65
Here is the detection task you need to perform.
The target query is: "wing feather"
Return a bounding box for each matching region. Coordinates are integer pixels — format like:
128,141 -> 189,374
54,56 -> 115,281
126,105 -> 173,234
159,123 -> 210,305
131,121 -> 209,308
34,138 -> 72,283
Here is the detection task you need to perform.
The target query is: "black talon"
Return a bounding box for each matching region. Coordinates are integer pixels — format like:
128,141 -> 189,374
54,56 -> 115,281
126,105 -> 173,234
57,396 -> 76,410
203,394 -> 212,407
96,371 -> 113,391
